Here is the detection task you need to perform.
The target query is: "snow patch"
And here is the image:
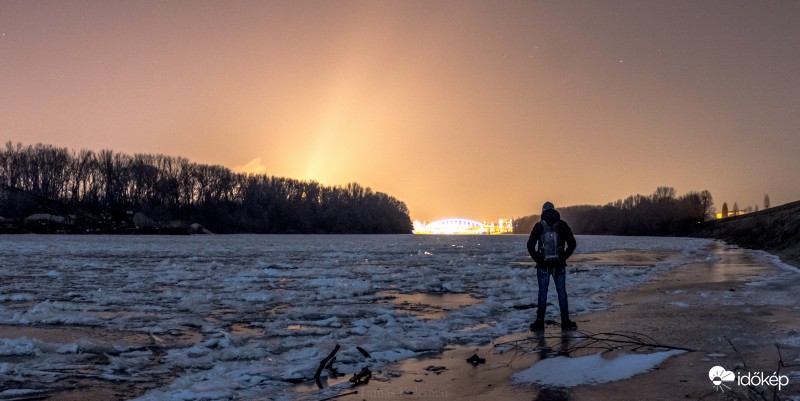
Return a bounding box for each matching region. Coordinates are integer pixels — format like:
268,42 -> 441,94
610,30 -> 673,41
513,350 -> 685,387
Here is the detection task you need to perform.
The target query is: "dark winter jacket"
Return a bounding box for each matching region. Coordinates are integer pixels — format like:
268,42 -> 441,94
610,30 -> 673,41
526,209 -> 577,268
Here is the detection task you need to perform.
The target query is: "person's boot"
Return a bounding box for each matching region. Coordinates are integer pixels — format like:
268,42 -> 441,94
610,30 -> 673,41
561,317 -> 577,330
530,319 -> 545,331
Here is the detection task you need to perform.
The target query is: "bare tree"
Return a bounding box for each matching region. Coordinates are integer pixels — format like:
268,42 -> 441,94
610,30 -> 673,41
699,190 -> 714,221
763,193 -> 771,209
653,186 -> 676,203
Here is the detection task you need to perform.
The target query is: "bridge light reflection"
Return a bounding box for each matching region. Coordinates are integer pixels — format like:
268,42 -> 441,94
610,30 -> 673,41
413,218 -> 513,235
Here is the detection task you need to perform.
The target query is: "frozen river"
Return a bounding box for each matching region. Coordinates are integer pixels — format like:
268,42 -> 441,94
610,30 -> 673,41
0,234 -> 714,399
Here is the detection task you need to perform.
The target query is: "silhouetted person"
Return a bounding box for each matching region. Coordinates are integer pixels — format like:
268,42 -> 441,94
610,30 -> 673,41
527,201 -> 577,330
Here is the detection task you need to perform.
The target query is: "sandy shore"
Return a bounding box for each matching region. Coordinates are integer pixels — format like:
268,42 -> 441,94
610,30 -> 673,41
338,242 -> 800,401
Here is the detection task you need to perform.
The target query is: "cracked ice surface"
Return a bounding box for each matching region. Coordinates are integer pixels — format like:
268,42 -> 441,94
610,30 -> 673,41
0,234 -> 713,399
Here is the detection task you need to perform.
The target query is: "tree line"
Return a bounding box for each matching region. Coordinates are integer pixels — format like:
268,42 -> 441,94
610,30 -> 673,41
513,187 -> 715,236
0,142 -> 413,234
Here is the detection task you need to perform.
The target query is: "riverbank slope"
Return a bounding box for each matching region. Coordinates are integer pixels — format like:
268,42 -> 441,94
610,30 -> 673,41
694,200 -> 800,267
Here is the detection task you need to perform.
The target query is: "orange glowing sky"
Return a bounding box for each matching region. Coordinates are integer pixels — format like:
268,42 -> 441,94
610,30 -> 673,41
2,1 -> 799,222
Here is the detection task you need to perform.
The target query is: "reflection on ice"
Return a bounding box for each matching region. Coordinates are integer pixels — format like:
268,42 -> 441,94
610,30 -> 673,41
0,234 -> 714,399
287,325 -> 317,331
377,292 -> 482,320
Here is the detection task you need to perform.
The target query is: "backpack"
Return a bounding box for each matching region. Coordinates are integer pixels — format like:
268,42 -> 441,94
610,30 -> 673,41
540,221 -> 560,262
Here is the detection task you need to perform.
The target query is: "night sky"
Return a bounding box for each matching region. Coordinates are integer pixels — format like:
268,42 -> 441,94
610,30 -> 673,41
2,1 -> 799,222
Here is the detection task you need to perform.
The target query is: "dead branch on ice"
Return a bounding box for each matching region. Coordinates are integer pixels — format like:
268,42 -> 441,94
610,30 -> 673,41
494,330 -> 695,359
314,343 -> 341,383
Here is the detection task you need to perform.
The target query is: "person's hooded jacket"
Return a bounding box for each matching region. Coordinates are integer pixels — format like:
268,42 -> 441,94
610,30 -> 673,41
526,208 -> 577,268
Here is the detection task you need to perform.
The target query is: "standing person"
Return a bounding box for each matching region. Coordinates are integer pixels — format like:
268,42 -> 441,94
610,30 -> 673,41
527,201 -> 578,330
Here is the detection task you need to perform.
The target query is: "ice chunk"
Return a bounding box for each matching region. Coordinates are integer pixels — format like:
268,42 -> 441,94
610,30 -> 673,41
0,337 -> 37,356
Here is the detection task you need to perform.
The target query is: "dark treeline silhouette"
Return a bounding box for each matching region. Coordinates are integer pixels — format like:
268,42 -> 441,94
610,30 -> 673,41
0,142 -> 412,234
513,187 -> 715,236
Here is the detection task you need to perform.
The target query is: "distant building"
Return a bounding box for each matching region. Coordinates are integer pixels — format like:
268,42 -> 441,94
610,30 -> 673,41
715,210 -> 748,219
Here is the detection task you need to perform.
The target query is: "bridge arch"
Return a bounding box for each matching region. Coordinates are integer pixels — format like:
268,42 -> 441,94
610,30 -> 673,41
414,218 -> 487,234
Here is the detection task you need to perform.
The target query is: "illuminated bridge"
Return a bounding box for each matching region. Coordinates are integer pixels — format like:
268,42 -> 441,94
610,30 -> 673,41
413,218 -> 513,235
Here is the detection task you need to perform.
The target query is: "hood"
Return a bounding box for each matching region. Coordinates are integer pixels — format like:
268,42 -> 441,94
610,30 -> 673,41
542,208 -> 560,225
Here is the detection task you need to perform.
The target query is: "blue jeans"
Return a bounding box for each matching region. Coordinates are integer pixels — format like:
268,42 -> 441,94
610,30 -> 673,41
536,266 -> 569,320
